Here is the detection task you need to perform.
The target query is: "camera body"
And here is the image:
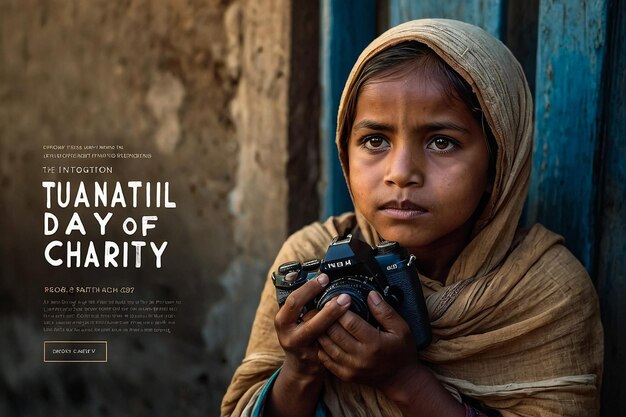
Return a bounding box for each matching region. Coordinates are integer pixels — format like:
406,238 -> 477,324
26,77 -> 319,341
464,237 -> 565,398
272,234 -> 431,349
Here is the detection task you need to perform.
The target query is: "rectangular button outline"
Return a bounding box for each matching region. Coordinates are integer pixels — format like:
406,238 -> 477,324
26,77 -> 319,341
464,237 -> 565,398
44,340 -> 108,363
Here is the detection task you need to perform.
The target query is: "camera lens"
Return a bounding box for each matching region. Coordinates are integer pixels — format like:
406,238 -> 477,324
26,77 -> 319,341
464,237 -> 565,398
316,276 -> 378,323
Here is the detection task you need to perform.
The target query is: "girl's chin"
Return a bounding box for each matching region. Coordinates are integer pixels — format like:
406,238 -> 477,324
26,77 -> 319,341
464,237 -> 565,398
376,227 -> 427,248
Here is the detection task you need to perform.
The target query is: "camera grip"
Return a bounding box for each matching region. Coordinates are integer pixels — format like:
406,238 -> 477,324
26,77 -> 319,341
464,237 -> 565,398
385,266 -> 431,350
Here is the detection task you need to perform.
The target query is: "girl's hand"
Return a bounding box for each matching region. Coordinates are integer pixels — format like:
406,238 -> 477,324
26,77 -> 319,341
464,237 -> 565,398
274,273 -> 353,378
317,291 -> 467,416
267,275 -> 353,417
317,290 -> 423,392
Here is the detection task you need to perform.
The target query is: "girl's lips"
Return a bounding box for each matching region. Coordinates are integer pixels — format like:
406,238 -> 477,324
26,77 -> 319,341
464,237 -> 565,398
379,200 -> 428,219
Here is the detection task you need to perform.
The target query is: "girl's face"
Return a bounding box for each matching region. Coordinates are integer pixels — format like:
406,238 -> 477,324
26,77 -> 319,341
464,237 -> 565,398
347,68 -> 491,264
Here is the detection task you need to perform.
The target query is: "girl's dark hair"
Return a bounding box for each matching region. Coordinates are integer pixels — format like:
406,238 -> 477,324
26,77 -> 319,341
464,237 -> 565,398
341,41 -> 497,180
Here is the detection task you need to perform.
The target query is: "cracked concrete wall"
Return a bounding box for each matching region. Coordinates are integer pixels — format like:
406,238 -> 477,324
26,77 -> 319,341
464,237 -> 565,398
0,0 -> 319,415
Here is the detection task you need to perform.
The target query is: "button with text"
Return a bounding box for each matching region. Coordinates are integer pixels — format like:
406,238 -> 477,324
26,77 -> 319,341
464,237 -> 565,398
44,341 -> 108,362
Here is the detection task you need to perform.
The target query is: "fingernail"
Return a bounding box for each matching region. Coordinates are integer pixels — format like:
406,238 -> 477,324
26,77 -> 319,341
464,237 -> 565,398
285,272 -> 297,282
337,294 -> 351,306
317,274 -> 329,287
370,291 -> 382,306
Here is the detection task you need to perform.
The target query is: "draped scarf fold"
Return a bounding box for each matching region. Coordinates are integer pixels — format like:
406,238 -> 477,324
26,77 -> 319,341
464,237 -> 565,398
221,19 -> 603,417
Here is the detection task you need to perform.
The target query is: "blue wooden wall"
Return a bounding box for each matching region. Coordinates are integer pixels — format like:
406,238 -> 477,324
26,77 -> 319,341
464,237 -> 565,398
528,0 -> 608,270
320,0 -> 625,415
320,0 -> 376,218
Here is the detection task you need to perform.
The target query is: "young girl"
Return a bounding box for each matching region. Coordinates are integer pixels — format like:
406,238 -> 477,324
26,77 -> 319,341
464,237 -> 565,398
221,19 -> 603,417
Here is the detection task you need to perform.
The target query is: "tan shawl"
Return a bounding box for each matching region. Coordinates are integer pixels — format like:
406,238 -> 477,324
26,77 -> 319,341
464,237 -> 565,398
221,19 -> 603,416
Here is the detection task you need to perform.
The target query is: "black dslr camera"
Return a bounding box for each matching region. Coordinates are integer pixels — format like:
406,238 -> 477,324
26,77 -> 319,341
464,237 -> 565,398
272,234 -> 431,349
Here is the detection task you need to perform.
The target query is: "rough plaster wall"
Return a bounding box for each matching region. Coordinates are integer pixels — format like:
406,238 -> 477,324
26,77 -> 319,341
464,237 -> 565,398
0,0 -> 296,415
204,0 -> 292,367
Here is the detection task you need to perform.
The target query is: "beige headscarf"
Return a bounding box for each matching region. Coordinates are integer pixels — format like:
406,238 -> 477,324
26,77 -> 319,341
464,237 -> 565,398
222,19 -> 603,417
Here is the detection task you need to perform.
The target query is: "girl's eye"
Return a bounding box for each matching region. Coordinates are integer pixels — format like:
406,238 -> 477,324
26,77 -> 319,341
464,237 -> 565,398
427,136 -> 457,153
361,136 -> 390,151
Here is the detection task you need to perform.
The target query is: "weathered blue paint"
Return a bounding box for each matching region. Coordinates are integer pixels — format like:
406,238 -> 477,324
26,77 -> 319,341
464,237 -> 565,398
320,0 -> 377,218
525,0 -> 609,270
597,0 -> 626,414
387,0 -> 506,38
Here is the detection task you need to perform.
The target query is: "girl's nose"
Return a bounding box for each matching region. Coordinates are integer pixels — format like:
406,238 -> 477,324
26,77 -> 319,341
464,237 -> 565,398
383,144 -> 424,188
